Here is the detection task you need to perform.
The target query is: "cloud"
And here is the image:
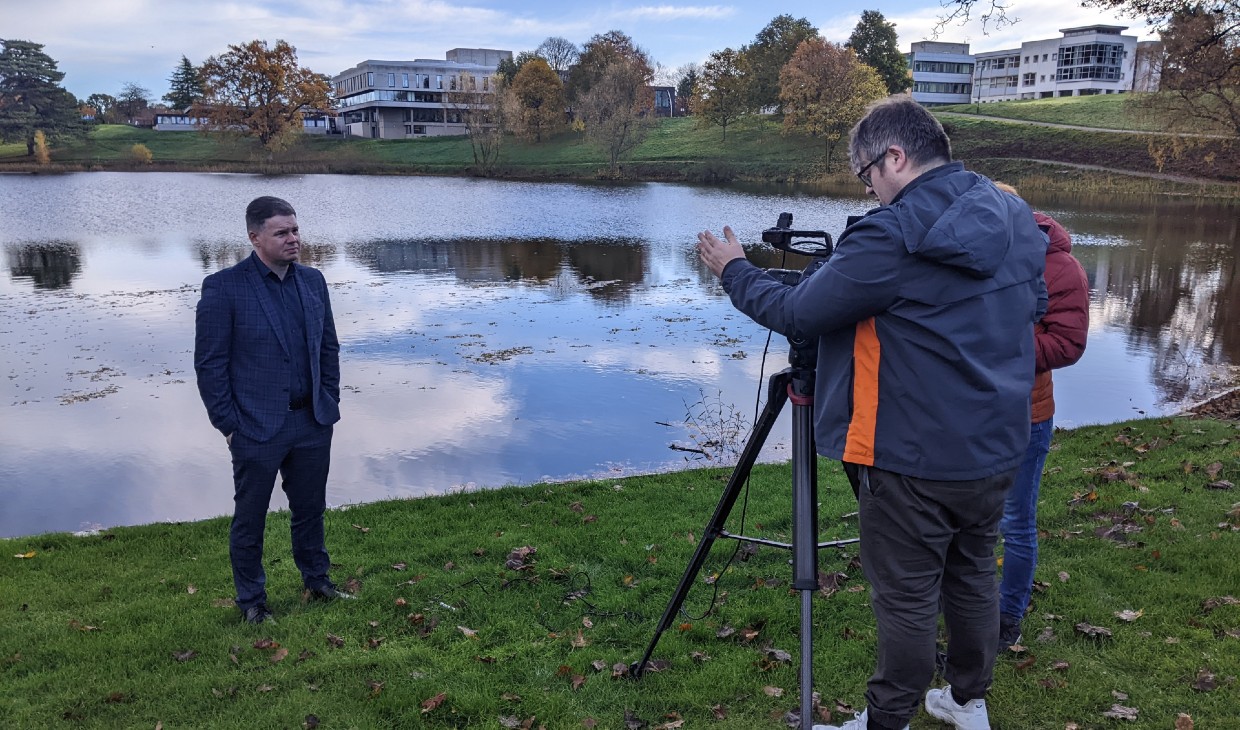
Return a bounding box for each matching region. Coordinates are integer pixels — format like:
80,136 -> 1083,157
618,5 -> 736,21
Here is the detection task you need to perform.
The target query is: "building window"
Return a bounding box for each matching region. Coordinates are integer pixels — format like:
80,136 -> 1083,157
402,73 -> 409,88
367,72 -> 374,87
1023,73 -> 1036,86
405,124 -> 412,135
413,125 -> 425,135
388,72 -> 395,87
436,75 -> 443,89
482,76 -> 489,91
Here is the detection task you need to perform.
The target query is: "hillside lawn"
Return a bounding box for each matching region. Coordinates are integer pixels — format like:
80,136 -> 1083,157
2,95 -> 1236,195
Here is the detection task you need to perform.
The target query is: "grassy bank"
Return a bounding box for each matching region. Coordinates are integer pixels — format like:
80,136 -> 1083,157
3,416 -> 1239,728
3,96 -> 1237,196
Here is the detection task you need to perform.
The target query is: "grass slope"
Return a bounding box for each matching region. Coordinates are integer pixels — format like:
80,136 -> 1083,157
2,416 -> 1239,728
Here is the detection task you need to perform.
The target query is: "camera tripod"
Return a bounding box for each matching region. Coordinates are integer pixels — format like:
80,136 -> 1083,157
631,332 -> 859,729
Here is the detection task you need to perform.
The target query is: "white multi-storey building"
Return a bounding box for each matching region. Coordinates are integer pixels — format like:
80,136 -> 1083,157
908,41 -> 975,106
332,48 -> 512,139
972,25 -> 1139,103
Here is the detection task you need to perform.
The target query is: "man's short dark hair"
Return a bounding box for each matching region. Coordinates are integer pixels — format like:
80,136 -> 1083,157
849,95 -> 952,172
245,196 -> 297,233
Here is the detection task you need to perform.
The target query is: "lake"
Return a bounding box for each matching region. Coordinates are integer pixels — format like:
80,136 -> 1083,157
1,172 -> 1236,538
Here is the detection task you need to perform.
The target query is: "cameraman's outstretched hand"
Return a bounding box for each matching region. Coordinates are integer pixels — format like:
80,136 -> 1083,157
697,226 -> 747,278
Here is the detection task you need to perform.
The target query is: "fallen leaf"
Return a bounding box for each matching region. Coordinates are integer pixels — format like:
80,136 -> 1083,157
583,718 -> 598,729
172,650 -> 197,662
571,675 -> 586,691
611,662 -> 630,678
253,638 -> 279,650
296,649 -> 315,662
1206,480 -> 1234,490
1175,713 -> 1194,729
1191,669 -> 1216,692
256,684 -> 274,692
763,686 -> 784,697
351,524 -> 370,533
186,585 -> 197,594
270,648 -> 289,663
13,551 -> 36,559
326,633 -> 344,648
304,715 -> 320,729
1113,690 -> 1129,700
368,637 -> 385,649
1015,656 -> 1037,672
1101,704 -> 1139,721
1058,571 -> 1070,582
1206,462 -> 1223,478
458,626 -> 479,639
391,562 -> 407,571
571,629 -> 588,648
711,704 -> 728,720
1051,660 -> 1070,671
367,680 -> 385,697
420,692 -> 446,713
1074,622 -> 1113,638
1114,609 -> 1144,622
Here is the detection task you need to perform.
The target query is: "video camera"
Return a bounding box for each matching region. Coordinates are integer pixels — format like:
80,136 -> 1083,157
761,212 -> 833,259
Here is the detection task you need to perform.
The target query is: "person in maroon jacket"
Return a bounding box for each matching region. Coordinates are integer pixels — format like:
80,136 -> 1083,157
993,183 -> 1090,649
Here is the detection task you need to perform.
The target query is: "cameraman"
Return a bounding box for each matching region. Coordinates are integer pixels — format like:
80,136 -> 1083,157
697,96 -> 1047,730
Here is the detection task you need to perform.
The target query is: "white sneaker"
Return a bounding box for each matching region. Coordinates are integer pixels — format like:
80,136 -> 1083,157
925,686 -> 991,729
813,707 -> 909,730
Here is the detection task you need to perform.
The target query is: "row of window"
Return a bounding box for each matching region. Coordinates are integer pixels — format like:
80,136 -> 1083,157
913,81 -> 973,95
335,70 -> 493,96
1057,66 -> 1124,81
338,90 -> 450,107
1059,43 -> 1125,67
912,61 -> 975,75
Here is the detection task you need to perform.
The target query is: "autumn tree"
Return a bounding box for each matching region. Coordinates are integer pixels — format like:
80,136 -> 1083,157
0,39 -> 87,156
779,38 -> 887,171
738,15 -> 819,113
116,82 -> 150,124
847,10 -> 910,95
163,55 -> 203,109
536,36 -> 579,74
195,39 -> 333,151
445,71 -> 509,173
567,30 -> 653,103
510,58 -> 566,142
692,49 -> 747,139
577,55 -> 655,175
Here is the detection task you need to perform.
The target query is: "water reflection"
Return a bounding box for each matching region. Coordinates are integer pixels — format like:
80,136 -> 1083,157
1,172 -> 1237,538
6,242 -> 82,289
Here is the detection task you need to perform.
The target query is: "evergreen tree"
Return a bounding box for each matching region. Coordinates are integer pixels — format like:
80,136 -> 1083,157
163,55 -> 203,110
0,39 -> 88,156
846,10 -> 909,96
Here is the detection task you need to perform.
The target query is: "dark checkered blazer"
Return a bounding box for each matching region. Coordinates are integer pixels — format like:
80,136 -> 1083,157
194,252 -> 341,441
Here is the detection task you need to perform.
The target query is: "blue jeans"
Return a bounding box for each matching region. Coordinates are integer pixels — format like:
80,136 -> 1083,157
999,417 -> 1053,620
229,408 -> 333,612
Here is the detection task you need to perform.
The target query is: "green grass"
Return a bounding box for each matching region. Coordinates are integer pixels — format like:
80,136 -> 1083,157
3,416 -> 1239,728
935,94 -> 1149,131
2,105 -> 1237,194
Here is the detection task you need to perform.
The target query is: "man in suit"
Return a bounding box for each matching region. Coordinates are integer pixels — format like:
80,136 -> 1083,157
194,196 -> 349,625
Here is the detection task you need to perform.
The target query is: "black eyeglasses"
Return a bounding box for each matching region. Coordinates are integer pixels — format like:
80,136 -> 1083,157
856,150 -> 888,187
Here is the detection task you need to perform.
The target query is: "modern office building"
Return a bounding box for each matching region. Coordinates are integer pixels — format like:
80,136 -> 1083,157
332,48 -> 513,139
972,25 -> 1140,103
908,41 -> 975,106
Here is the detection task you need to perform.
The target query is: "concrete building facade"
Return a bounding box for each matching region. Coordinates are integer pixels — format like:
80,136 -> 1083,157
972,25 -> 1139,103
908,41 -> 975,107
332,48 -> 513,139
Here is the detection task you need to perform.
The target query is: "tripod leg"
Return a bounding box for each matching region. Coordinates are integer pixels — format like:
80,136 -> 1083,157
631,370 -> 793,677
788,381 -> 818,728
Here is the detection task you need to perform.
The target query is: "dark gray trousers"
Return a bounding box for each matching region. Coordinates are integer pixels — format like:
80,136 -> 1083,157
845,463 -> 1015,730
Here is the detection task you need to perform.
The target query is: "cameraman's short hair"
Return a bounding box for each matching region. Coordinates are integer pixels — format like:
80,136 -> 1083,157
245,196 -> 297,233
848,95 -> 952,173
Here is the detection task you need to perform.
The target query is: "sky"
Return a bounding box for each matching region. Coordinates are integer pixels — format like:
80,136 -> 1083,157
4,0 -> 1158,102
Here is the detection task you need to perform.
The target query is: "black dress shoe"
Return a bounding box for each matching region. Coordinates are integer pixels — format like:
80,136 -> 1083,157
243,603 -> 275,625
307,583 -> 355,601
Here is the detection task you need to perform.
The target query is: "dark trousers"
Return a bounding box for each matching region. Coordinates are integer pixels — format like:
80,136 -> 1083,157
845,463 -> 1015,730
228,407 -> 333,612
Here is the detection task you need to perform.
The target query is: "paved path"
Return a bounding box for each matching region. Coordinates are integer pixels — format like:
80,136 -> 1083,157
936,111 -> 1231,139
990,157 -> 1239,186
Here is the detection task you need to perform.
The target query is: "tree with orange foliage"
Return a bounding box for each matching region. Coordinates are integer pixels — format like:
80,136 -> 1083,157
510,58 -> 566,142
778,39 -> 887,172
195,40 -> 332,151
